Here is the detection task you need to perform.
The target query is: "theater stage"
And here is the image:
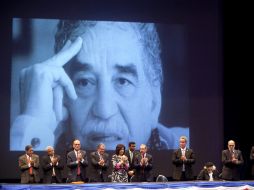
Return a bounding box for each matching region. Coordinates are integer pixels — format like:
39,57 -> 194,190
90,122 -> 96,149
1,181 -> 254,190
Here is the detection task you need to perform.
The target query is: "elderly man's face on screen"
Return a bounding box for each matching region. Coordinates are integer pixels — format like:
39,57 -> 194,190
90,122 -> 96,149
65,22 -> 161,150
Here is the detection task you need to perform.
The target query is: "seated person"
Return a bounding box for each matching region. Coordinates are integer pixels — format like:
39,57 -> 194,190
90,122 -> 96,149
197,162 -> 220,181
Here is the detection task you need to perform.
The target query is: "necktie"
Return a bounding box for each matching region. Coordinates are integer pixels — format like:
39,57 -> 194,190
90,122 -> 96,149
98,153 -> 102,175
232,150 -> 237,159
181,150 -> 185,171
77,151 -> 81,175
27,157 -> 33,175
141,154 -> 145,174
130,151 -> 133,163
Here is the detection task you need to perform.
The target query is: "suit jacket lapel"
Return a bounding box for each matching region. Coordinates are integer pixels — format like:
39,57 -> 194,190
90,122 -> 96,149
178,149 -> 182,157
95,152 -> 99,160
185,148 -> 189,157
72,151 -> 78,161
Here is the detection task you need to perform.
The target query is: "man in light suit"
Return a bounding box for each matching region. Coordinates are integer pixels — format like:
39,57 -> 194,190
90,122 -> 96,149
172,136 -> 195,181
133,144 -> 153,182
19,145 -> 40,183
41,146 -> 64,183
89,143 -> 109,182
221,140 -> 244,181
66,139 -> 88,182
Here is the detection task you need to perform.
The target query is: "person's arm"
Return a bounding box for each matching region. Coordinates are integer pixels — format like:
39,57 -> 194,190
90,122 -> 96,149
90,152 -> 99,167
10,37 -> 83,150
112,155 -> 119,170
222,150 -> 233,166
112,155 -> 125,170
33,155 -> 40,169
236,150 -> 244,165
197,169 -> 205,180
172,150 -> 183,165
213,169 -> 221,180
101,154 -> 109,170
19,156 -> 29,171
55,155 -> 64,170
123,159 -> 129,171
67,152 -> 78,168
80,151 -> 88,167
185,150 -> 195,165
133,154 -> 143,170
144,155 -> 153,170
41,156 -> 52,171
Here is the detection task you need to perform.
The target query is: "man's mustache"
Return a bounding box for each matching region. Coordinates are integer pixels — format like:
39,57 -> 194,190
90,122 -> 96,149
80,115 -> 129,140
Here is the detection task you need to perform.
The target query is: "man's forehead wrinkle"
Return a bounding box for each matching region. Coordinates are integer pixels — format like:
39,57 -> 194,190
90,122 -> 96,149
70,60 -> 139,80
74,21 -> 141,43
77,33 -> 142,66
114,64 -> 138,76
68,59 -> 93,78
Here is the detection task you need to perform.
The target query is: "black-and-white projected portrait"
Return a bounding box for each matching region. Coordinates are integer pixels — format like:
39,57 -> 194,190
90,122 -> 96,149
10,18 -> 189,151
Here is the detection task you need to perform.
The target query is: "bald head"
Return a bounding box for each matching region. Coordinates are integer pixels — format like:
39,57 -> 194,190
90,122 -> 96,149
228,140 -> 235,151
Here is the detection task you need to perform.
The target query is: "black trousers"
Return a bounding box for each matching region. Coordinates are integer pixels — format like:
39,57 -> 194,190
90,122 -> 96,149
51,176 -> 58,183
76,175 -> 85,182
180,171 -> 187,181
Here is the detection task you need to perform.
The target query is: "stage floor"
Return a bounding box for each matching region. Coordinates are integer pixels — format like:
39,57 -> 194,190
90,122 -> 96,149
1,181 -> 254,190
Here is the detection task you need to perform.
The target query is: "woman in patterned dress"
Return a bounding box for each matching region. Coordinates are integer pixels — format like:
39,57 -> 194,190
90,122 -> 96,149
111,144 -> 129,182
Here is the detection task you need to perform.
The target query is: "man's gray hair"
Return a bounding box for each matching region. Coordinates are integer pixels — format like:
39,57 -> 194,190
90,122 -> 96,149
97,143 -> 105,149
54,20 -> 163,87
180,136 -> 188,142
45,146 -> 54,151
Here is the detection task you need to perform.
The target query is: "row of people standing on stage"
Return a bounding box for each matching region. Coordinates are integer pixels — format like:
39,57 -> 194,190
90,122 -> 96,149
18,137 -> 246,184
18,140 -> 153,183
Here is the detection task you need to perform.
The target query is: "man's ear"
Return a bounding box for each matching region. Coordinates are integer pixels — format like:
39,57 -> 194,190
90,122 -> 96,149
150,83 -> 161,130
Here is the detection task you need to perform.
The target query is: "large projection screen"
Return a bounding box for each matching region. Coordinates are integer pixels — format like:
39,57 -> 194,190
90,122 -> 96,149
0,0 -> 223,180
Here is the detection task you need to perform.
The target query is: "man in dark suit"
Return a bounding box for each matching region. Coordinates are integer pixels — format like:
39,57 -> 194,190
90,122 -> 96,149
19,145 -> 40,183
41,146 -> 64,183
133,144 -> 153,182
125,141 -> 138,182
89,143 -> 109,182
172,136 -> 195,181
66,139 -> 88,182
221,140 -> 244,181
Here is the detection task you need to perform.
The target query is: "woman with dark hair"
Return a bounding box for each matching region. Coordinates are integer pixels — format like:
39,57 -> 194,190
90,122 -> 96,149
111,144 -> 129,182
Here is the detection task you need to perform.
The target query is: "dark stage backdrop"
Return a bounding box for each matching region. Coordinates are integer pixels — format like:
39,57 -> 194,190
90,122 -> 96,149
0,0 -> 229,181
